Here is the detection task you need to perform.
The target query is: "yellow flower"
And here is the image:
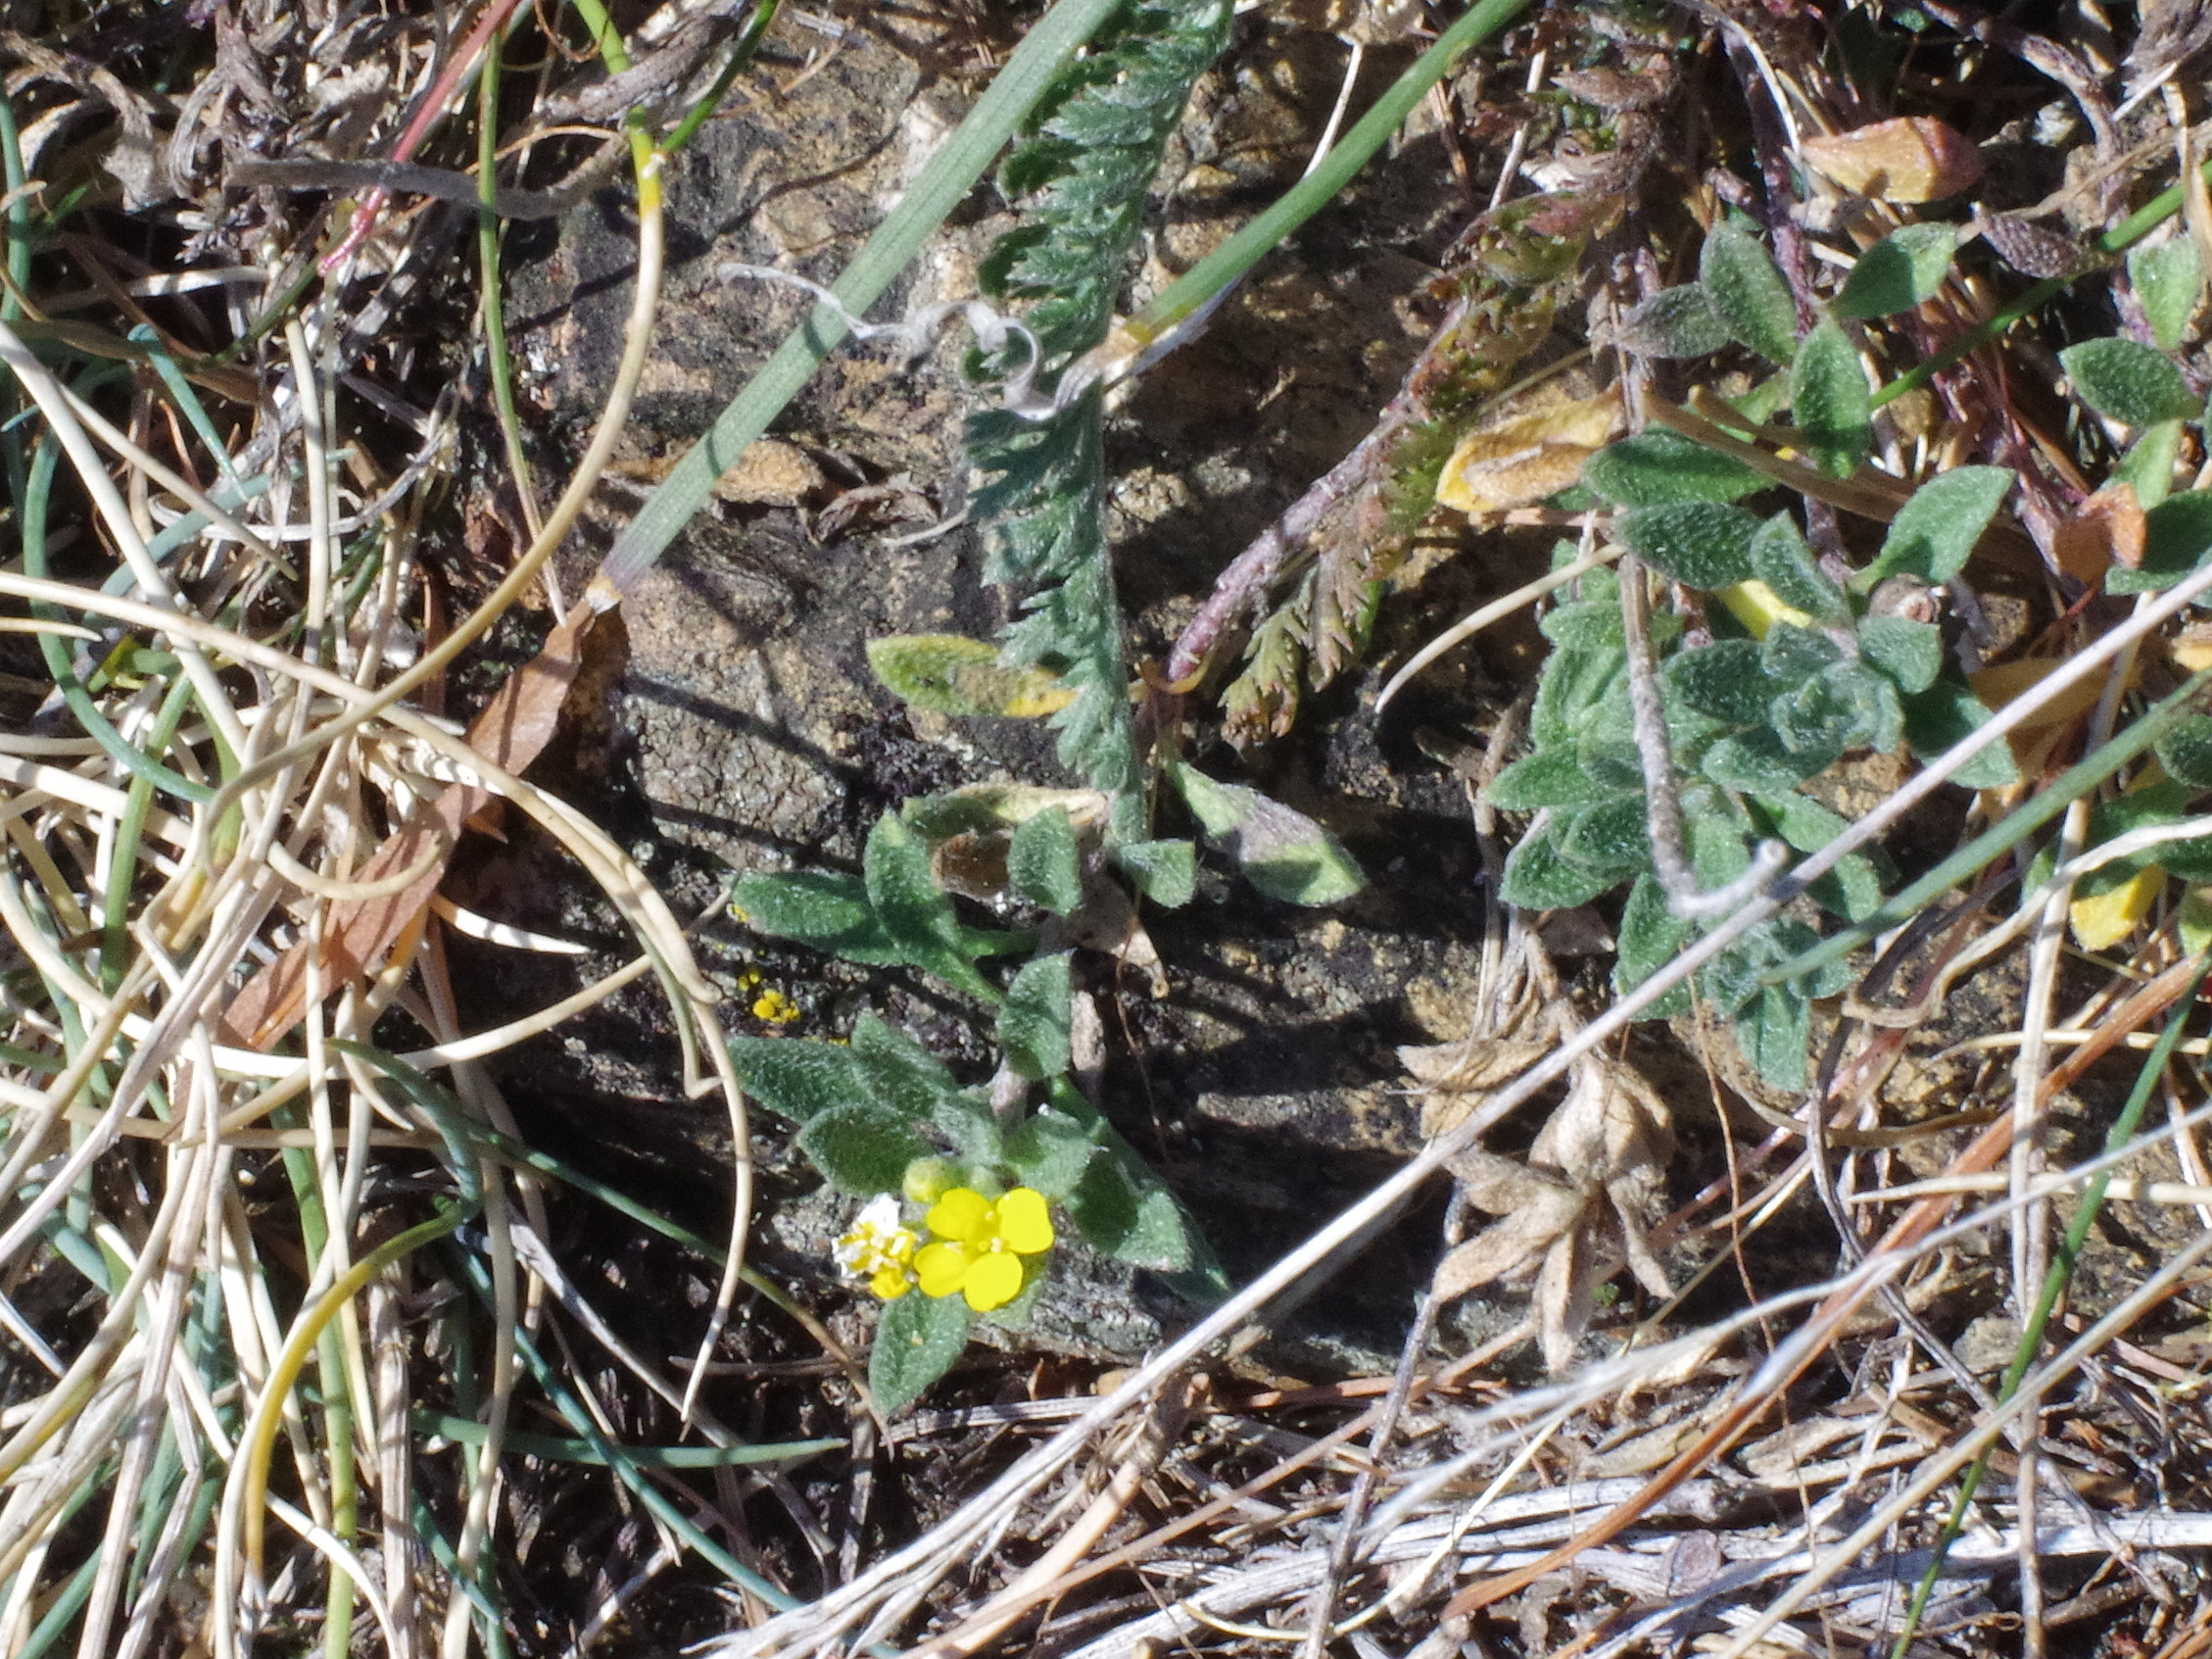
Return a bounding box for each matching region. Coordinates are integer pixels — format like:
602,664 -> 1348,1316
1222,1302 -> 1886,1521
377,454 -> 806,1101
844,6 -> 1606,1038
751,989 -> 800,1025
832,1195 -> 919,1300
914,1187 -> 1055,1312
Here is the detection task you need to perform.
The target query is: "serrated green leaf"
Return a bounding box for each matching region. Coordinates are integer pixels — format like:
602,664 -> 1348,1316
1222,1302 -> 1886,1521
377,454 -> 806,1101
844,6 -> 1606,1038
2158,713 -> 2212,787
2110,489 -> 2212,593
1484,747 -> 1640,809
1789,318 -> 1872,478
1500,817 -> 1626,908
2060,336 -> 2199,427
998,952 -> 1074,1080
1008,807 -> 1082,914
1615,283 -> 1734,359
1114,838 -> 1196,907
1861,465 -> 2014,586
729,1038 -> 861,1125
867,634 -> 1078,718
1833,222 -> 1959,319
1736,984 -> 1809,1092
1665,640 -> 1772,726
1900,682 -> 2018,786
1700,226 -> 1800,364
1582,430 -> 1770,507
1002,1109 -> 1097,1197
1175,767 -> 1365,905
1616,502 -> 1760,589
1856,614 -> 1944,693
2132,237 -> 2204,351
798,1103 -> 932,1195
870,1290 -> 971,1415
1748,512 -> 1851,624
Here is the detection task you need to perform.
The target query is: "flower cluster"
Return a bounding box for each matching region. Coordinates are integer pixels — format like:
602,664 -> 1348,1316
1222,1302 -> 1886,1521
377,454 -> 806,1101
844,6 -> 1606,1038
833,1186 -> 1055,1312
831,1195 -> 918,1300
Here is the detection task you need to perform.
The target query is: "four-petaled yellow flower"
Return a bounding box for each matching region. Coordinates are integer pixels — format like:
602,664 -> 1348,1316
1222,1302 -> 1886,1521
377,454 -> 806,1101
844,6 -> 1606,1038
832,1195 -> 919,1300
916,1187 -> 1055,1311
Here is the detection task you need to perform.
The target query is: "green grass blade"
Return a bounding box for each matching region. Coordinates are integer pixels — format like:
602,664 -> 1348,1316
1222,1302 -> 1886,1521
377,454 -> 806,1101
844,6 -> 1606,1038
594,0 -> 1133,594
1127,0 -> 1537,343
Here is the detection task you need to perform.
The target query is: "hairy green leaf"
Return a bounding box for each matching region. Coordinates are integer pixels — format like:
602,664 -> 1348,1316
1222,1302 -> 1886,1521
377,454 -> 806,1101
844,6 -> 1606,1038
1748,512 -> 1851,624
1789,318 -> 1872,478
1485,746 -> 1640,809
1834,222 -> 1958,319
1616,502 -> 1759,589
2131,236 -> 2204,351
728,1038 -> 860,1125
999,952 -> 1074,1080
1008,806 -> 1082,914
1557,798 -> 1651,873
1176,767 -> 1366,904
1901,682 -> 2018,786
1114,838 -> 1196,907
1737,985 -> 1809,1091
2060,336 -> 2199,427
2158,713 -> 2212,787
2113,417 -> 2185,511
1665,640 -> 1771,726
1700,226 -> 1800,364
735,870 -> 902,964
1856,614 -> 1944,694
850,1014 -> 960,1118
798,1103 -> 932,1195
1500,817 -> 1621,908
1614,873 -> 1691,1017
1582,430 -> 1769,506
871,1290 -> 971,1414
1703,727 -> 1839,792
1002,1108 -> 1097,1197
1861,465 -> 2014,585
1615,283 -> 1734,358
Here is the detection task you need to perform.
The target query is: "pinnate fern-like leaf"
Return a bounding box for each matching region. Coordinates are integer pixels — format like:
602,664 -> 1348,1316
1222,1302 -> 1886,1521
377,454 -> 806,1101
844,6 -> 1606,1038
967,0 -> 1234,802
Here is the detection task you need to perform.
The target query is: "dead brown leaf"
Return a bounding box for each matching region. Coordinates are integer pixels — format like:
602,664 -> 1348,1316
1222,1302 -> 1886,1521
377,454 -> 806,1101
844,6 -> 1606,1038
217,603 -> 624,1049
1799,117 -> 1985,202
1428,1060 -> 1674,1372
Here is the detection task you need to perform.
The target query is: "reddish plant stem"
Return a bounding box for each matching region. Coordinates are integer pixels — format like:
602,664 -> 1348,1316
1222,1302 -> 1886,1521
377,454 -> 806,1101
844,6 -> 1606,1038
320,0 -> 531,270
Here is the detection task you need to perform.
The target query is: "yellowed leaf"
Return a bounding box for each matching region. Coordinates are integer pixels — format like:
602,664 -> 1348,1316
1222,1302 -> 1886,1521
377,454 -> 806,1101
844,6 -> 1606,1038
1434,386 -> 1624,514
2071,863 -> 2165,951
1799,117 -> 1985,203
1971,657 -> 2124,734
1715,579 -> 1817,641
